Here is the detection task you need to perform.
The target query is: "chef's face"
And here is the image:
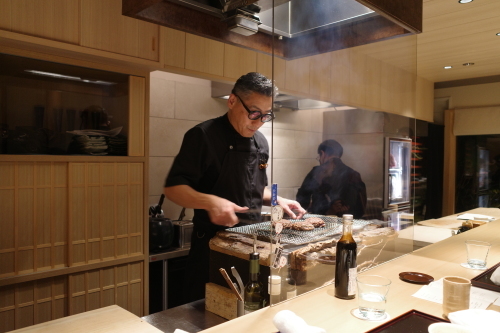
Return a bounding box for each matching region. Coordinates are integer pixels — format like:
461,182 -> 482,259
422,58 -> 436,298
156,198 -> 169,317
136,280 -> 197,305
227,92 -> 273,138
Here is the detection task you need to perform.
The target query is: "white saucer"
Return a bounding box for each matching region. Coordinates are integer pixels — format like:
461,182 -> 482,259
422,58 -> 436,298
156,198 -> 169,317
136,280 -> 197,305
350,308 -> 390,321
460,263 -> 487,270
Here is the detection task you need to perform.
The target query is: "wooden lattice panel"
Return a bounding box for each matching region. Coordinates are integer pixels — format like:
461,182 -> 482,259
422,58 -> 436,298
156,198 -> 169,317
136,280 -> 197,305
0,162 -> 67,278
68,162 -> 144,266
0,261 -> 143,333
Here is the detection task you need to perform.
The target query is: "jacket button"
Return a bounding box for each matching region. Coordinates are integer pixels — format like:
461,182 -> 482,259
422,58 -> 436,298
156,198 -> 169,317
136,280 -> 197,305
229,145 -> 233,150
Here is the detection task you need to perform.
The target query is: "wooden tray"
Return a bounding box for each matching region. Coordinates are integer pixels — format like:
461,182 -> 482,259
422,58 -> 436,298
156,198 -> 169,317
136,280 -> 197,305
471,261 -> 500,292
365,309 -> 448,333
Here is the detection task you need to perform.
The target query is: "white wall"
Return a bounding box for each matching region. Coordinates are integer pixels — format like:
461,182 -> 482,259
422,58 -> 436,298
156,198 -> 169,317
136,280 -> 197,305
148,71 -> 323,220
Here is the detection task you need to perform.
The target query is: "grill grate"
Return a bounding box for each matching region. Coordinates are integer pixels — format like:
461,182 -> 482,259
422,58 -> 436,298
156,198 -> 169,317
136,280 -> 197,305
227,214 -> 372,245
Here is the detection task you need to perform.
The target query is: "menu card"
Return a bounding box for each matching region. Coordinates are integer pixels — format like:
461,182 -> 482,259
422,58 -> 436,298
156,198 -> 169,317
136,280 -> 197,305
412,278 -> 500,309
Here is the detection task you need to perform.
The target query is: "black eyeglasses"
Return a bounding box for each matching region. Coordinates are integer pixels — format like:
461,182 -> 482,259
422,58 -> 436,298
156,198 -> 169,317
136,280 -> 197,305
234,94 -> 274,123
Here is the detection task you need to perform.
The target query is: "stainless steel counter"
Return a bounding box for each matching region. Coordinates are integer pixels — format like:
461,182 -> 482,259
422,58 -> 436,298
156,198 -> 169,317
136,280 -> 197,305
150,247 -> 190,262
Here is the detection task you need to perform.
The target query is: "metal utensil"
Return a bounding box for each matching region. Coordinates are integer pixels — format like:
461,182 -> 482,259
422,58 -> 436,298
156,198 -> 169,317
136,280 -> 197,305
231,266 -> 245,298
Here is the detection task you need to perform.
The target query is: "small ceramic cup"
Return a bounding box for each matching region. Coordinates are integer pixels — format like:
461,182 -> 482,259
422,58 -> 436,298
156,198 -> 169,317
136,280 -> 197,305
442,276 -> 471,319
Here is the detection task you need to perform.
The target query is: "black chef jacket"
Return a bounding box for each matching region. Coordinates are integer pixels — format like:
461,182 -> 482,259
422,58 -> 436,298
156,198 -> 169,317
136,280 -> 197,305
296,157 -> 367,219
165,113 -> 269,302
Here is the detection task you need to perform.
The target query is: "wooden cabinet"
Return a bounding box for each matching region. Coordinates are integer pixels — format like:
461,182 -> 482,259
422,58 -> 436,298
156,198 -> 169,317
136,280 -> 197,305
185,33 -> 224,76
80,0 -> 159,61
163,27 -> 185,69
7,0 -> 79,44
309,53 -> 331,100
223,44 -> 256,80
285,56 -> 310,95
256,53 -> 286,91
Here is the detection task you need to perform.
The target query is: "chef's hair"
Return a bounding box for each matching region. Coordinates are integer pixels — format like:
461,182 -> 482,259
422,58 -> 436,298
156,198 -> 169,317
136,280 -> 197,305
232,72 -> 278,98
318,139 -> 343,158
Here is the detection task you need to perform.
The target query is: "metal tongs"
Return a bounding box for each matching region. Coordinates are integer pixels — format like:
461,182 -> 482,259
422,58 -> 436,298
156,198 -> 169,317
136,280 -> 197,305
149,194 -> 165,217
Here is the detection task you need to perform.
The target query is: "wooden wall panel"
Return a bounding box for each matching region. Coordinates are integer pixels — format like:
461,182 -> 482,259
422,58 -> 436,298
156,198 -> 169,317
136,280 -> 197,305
309,53 -> 331,100
0,276 -> 68,333
285,57 -> 310,95
9,0 -> 79,44
0,0 -> 12,31
185,34 -> 224,76
68,162 -> 144,266
163,27 -> 186,69
0,162 -> 68,278
223,44 -> 257,80
331,49 -> 351,104
256,53 -> 286,91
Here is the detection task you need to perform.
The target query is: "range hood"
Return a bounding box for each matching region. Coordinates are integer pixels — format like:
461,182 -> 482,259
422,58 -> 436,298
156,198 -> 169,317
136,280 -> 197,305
168,0 -> 375,37
212,81 -> 340,110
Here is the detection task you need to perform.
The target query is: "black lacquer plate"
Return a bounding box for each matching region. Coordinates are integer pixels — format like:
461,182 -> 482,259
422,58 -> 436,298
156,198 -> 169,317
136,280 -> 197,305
399,272 -> 434,285
471,261 -> 500,292
365,309 -> 448,333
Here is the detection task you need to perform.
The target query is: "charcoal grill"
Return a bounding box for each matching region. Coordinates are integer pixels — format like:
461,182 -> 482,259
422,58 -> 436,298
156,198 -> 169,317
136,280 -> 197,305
227,214 -> 372,245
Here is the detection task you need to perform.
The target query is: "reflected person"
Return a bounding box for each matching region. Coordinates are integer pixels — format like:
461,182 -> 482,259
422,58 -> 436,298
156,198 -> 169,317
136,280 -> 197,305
296,139 -> 367,218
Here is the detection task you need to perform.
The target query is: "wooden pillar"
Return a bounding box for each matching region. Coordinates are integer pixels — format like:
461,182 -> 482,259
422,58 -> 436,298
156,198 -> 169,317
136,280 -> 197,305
442,109 -> 456,216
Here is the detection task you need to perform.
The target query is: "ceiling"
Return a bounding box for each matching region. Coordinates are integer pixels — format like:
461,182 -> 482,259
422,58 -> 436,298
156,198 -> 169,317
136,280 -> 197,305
417,0 -> 500,84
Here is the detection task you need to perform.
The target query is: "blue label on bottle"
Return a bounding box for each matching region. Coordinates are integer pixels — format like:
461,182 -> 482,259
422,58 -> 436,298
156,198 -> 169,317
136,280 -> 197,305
271,183 -> 278,206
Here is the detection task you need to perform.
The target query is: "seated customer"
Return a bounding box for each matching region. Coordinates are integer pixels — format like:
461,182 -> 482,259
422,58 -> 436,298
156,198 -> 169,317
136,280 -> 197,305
296,139 -> 367,218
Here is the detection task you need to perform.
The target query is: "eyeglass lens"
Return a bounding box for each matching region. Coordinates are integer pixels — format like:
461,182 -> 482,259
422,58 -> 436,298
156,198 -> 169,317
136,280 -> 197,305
235,94 -> 274,122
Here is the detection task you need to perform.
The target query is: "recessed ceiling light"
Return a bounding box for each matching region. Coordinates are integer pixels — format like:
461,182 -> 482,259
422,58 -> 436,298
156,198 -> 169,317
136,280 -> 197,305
444,66 -> 453,69
497,32 -> 500,36
458,0 -> 473,3
463,62 -> 475,66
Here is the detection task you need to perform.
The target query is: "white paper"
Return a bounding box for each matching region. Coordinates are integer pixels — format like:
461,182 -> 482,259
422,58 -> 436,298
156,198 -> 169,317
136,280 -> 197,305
457,213 -> 494,221
412,278 -> 500,309
494,297 -> 500,306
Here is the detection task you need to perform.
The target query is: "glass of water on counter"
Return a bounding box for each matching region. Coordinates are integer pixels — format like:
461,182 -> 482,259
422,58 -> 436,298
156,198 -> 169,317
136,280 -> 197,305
352,275 -> 391,321
461,240 -> 491,270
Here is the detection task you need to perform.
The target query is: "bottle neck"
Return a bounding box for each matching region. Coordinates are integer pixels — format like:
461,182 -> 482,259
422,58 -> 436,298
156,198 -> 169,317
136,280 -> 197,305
249,253 -> 260,282
340,220 -> 354,242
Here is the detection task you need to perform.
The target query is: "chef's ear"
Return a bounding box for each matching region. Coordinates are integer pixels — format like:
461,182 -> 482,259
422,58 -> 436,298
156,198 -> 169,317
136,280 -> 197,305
227,94 -> 237,109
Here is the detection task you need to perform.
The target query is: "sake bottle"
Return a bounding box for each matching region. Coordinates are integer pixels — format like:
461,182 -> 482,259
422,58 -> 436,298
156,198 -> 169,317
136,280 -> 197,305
334,214 -> 357,299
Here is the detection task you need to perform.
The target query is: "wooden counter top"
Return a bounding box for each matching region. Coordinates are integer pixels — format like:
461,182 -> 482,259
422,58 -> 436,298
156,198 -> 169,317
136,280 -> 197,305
199,217 -> 500,333
8,305 -> 163,333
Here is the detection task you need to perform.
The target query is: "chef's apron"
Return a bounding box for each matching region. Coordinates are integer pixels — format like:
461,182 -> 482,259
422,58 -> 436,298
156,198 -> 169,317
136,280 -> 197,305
183,136 -> 268,303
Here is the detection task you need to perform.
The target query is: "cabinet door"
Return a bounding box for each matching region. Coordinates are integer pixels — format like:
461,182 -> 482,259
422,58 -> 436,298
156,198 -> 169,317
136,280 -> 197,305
256,53 -> 286,91
330,49 -> 351,104
9,0 -> 79,44
223,44 -> 256,80
163,27 -> 185,69
80,0 -> 159,61
185,33 -> 224,76
285,57 -> 310,95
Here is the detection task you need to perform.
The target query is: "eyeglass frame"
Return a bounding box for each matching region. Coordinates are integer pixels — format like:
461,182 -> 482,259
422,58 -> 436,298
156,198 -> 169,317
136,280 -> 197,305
234,93 -> 275,123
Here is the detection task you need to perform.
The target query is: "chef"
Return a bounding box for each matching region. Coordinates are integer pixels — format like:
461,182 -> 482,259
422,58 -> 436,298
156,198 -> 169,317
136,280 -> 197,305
164,72 -> 306,303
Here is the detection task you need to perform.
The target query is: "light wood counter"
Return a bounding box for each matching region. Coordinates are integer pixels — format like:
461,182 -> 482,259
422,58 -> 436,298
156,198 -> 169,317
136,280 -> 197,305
7,305 -> 162,333
199,217 -> 500,333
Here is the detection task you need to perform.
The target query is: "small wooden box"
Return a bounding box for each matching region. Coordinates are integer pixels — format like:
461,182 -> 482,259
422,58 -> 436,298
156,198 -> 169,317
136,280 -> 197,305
205,282 -> 238,320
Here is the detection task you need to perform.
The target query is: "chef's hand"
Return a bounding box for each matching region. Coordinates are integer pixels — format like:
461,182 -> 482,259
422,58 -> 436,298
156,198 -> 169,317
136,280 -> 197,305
277,197 -> 306,219
207,196 -> 248,227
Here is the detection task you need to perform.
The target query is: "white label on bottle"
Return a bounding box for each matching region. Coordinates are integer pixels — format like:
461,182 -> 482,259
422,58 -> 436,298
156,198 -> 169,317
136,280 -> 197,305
348,267 -> 357,296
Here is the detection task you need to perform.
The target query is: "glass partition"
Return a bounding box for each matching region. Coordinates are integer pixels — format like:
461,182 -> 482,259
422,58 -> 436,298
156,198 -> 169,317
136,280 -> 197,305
0,53 -> 130,155
260,0 -> 420,304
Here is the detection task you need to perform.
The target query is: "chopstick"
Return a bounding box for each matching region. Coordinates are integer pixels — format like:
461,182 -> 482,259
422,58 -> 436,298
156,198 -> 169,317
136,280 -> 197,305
219,268 -> 244,302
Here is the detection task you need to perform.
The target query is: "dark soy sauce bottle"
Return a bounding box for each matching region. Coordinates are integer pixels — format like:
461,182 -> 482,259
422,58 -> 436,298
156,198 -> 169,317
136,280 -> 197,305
335,214 -> 357,299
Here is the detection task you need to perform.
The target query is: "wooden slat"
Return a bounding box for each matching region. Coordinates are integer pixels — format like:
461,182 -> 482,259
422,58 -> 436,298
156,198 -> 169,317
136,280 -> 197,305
0,0 -> 11,31
256,53 -> 286,92
442,109 -> 456,216
185,33 -> 224,76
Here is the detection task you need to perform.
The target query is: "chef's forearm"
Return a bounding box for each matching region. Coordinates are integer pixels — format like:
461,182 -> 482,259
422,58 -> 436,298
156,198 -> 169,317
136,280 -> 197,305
164,185 -> 215,211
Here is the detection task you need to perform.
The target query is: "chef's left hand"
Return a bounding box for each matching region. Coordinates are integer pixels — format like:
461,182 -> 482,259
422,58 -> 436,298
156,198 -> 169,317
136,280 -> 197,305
277,197 -> 306,219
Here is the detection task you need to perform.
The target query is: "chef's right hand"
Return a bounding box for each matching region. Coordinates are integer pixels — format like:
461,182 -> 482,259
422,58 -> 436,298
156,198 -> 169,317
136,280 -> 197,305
207,197 -> 248,227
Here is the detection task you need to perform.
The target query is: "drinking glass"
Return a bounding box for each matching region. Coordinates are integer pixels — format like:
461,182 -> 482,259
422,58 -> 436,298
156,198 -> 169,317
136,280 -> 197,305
461,240 -> 491,270
352,275 -> 391,321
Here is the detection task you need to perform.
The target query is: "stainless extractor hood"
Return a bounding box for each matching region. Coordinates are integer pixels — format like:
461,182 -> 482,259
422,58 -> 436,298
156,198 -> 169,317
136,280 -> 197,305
167,0 -> 375,37
212,81 -> 340,110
